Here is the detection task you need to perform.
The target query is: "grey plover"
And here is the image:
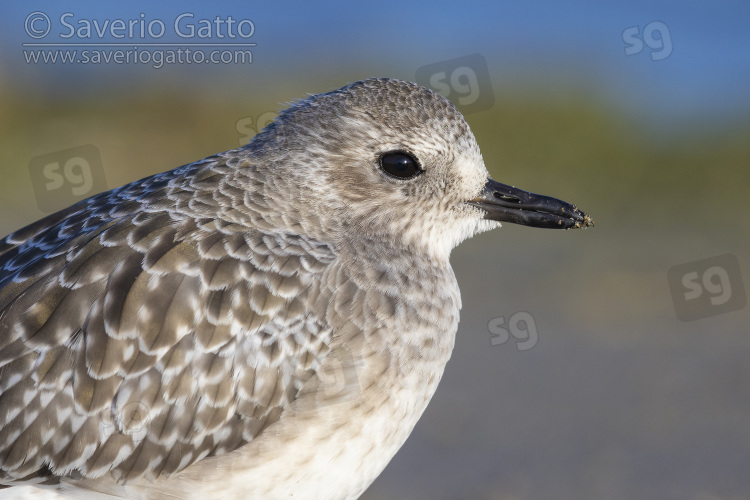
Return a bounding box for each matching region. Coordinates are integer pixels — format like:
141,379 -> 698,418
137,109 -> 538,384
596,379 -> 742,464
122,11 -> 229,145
0,78 -> 592,499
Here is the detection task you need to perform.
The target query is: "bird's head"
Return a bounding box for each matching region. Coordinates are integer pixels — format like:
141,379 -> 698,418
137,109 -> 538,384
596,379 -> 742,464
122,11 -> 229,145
246,78 -> 592,260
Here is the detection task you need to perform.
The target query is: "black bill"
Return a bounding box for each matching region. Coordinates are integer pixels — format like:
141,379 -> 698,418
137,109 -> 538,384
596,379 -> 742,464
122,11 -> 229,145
467,178 -> 594,229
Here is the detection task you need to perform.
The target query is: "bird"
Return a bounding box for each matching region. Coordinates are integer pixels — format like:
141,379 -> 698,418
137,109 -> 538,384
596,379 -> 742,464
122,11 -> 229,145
0,78 -> 592,499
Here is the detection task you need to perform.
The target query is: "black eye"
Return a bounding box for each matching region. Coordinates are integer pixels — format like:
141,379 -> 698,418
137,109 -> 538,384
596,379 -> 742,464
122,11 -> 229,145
379,152 -> 422,179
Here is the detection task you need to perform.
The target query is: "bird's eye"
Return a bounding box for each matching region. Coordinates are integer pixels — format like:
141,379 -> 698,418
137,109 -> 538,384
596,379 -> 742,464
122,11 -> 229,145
379,152 -> 423,179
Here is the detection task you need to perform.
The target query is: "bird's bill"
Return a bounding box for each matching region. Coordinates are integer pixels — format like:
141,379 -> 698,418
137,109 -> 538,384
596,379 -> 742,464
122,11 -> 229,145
467,178 -> 594,229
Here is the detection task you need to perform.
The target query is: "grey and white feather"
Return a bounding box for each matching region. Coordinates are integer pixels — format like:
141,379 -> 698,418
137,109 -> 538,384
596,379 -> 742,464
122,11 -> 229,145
0,78 -> 592,499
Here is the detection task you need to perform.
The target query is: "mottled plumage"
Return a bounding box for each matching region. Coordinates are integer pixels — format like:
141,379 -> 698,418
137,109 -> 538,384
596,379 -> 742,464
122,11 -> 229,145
0,78 -> 591,499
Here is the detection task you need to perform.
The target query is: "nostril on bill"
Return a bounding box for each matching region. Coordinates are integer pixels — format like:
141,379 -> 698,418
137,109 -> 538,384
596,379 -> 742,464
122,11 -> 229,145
494,193 -> 522,203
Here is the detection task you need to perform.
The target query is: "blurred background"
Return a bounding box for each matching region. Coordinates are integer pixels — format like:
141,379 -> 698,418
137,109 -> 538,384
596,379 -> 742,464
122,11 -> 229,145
1,2 -> 749,499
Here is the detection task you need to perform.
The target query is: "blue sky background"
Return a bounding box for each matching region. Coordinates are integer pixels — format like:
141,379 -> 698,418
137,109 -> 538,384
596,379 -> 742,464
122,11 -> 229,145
1,1 -> 749,129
